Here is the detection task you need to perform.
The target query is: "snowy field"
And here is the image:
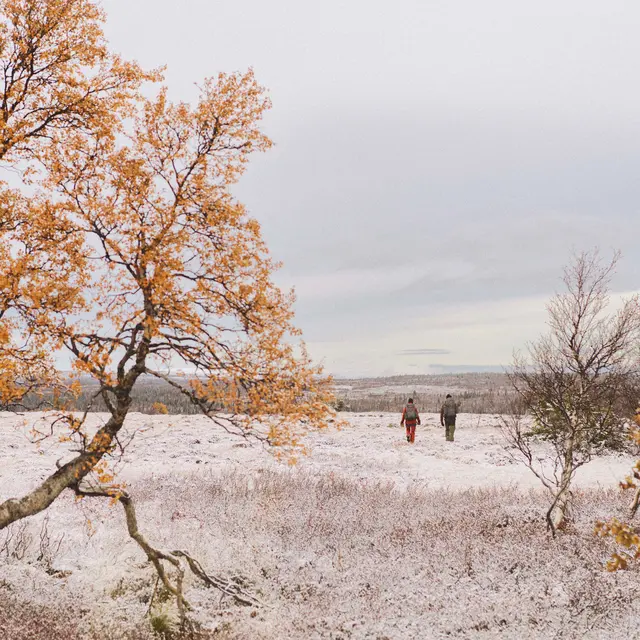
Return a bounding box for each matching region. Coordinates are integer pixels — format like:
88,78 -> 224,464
1,412 -> 640,639
1,412 -> 633,493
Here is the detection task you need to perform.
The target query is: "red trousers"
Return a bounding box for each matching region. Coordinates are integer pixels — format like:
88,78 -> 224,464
405,422 -> 417,443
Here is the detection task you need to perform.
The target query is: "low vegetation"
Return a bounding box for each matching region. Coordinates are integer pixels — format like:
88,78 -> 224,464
2,469 -> 639,639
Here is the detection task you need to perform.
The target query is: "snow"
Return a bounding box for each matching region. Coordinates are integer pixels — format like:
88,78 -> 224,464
0,411 -> 632,498
1,411 -> 638,639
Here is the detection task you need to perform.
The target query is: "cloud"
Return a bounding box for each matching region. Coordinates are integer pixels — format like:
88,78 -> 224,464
102,0 -> 640,376
276,264 -> 428,302
305,289 -> 640,377
397,349 -> 452,356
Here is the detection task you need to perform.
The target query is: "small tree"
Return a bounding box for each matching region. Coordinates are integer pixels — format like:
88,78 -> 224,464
0,0 -> 334,624
502,251 -> 640,533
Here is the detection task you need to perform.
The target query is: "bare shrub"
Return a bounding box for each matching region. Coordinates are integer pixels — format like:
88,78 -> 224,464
36,515 -> 65,572
505,250 -> 640,533
6,469 -> 637,639
0,515 -> 65,574
135,471 -> 640,639
0,588 -> 238,640
0,520 -> 32,561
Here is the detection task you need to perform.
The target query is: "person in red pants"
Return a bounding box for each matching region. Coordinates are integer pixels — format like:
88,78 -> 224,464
401,398 -> 421,443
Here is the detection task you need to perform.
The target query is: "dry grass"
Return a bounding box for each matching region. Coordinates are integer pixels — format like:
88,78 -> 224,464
0,590 -> 159,640
2,470 -> 640,638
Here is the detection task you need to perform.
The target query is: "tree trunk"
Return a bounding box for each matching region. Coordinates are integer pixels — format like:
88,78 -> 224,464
549,436 -> 575,532
549,481 -> 571,531
0,415 -> 125,530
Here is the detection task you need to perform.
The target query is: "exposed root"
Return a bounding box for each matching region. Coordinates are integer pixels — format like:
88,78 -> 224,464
71,482 -> 264,627
171,550 -> 262,607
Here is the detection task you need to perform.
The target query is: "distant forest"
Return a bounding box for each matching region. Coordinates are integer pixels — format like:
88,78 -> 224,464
331,373 -> 519,414
13,372 -> 520,415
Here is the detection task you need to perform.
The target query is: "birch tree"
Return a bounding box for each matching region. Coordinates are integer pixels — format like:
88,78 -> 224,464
0,0 -> 334,624
502,251 -> 640,533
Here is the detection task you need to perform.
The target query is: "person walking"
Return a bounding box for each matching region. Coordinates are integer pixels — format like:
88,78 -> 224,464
440,394 -> 458,442
401,398 -> 421,443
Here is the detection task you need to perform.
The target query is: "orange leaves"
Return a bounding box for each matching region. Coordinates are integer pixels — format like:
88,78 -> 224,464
596,519 -> 640,549
595,519 -> 640,571
596,422 -> 640,572
605,553 -> 629,572
85,518 -> 96,538
194,70 -> 273,162
0,0 -> 157,164
44,66 -> 298,397
0,2 -> 335,474
93,459 -> 116,485
132,69 -> 271,199
87,430 -> 115,455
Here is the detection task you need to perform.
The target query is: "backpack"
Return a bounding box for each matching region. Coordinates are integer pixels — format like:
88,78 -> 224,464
405,404 -> 418,420
443,398 -> 457,417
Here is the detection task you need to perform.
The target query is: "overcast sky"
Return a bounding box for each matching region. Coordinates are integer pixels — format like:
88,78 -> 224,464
103,0 -> 640,377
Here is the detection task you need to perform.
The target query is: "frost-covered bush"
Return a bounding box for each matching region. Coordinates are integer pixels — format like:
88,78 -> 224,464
2,470 -> 640,639
0,591 -> 158,639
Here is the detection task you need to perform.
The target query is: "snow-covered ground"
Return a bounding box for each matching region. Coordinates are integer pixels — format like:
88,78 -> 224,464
0,411 -> 632,496
1,412 -> 639,639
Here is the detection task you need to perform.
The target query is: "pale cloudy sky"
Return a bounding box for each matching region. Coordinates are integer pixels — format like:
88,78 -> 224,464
103,0 -> 640,377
